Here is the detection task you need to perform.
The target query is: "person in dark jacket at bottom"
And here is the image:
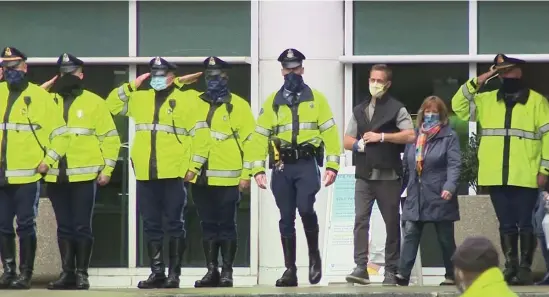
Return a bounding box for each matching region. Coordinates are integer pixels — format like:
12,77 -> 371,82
395,96 -> 461,286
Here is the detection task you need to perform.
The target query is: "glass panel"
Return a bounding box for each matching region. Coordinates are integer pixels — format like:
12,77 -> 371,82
0,1 -> 129,57
353,1 -> 468,55
135,64 -> 252,268
137,1 -> 251,57
478,1 -> 549,54
352,63 -> 470,195
27,65 -> 130,267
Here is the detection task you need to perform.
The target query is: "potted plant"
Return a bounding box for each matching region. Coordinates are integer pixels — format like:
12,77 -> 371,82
459,132 -> 488,195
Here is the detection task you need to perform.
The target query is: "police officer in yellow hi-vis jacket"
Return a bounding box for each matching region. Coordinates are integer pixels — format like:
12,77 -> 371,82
248,48 -> 341,287
182,57 -> 255,288
452,54 -> 549,286
106,57 -> 209,289
39,53 -> 121,290
0,47 -> 70,290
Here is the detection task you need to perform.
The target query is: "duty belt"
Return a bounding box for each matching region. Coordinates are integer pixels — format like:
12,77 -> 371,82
279,146 -> 316,164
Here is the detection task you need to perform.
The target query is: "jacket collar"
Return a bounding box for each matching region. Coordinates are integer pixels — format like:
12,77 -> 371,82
461,268 -> 509,297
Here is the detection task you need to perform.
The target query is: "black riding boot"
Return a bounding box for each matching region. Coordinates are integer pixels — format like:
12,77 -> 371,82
137,241 -> 166,289
500,233 -> 519,285
194,240 -> 221,288
165,237 -> 185,288
0,234 -> 16,289
275,235 -> 298,287
516,232 -> 536,285
10,235 -> 36,290
48,238 -> 76,290
219,240 -> 237,287
75,239 -> 93,290
304,228 -> 322,285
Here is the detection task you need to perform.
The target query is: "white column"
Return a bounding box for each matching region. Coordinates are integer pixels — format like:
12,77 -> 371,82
257,0 -> 344,285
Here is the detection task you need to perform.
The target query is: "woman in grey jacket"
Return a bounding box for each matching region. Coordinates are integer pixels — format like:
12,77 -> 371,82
396,96 -> 461,286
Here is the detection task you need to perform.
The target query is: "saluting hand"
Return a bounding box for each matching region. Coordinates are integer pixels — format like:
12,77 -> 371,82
37,162 -> 49,174
441,190 -> 452,200
134,73 -> 151,89
238,179 -> 251,192
40,75 -> 58,90
177,72 -> 203,85
254,173 -> 268,190
323,170 -> 337,187
97,173 -> 111,186
184,170 -> 196,182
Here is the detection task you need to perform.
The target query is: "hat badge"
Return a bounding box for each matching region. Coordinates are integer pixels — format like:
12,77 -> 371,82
4,47 -> 11,56
287,49 -> 294,59
62,53 -> 69,63
496,54 -> 504,64
154,57 -> 161,66
209,57 -> 216,66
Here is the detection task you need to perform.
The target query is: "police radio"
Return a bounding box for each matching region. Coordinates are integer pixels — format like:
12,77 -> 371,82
168,99 -> 182,144
23,96 -> 46,156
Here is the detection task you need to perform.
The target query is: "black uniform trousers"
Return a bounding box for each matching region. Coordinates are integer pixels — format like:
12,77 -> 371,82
192,184 -> 239,241
47,181 -> 97,240
490,185 -> 538,234
271,158 -> 321,237
0,182 -> 41,238
137,178 -> 187,242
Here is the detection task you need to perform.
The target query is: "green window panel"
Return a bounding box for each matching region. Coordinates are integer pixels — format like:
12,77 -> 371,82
353,1 -> 468,55
0,1 -> 129,57
478,1 -> 549,54
137,1 -> 251,57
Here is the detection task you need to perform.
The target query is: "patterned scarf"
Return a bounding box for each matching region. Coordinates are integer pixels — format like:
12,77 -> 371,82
415,123 -> 441,176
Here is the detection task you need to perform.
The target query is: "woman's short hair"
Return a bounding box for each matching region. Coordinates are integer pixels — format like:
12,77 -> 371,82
416,95 -> 449,127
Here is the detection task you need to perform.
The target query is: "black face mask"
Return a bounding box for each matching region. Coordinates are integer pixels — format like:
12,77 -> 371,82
499,77 -> 523,94
51,74 -> 83,95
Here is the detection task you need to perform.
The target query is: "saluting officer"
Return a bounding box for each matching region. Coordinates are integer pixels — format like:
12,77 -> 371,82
248,48 -> 341,287
0,47 -> 70,289
182,57 -> 255,288
39,53 -> 121,290
106,57 -> 210,289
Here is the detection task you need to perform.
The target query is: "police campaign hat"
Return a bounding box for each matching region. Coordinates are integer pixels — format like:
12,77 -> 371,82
203,56 -> 230,76
57,53 -> 84,73
149,56 -> 177,76
491,53 -> 526,72
277,48 -> 306,69
451,236 -> 499,273
1,46 -> 27,68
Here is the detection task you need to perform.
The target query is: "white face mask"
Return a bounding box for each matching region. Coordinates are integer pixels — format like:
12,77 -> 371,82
369,82 -> 386,98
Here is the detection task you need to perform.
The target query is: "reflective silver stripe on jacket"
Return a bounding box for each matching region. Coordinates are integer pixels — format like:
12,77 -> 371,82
5,169 -> 37,177
243,162 -> 252,170
461,83 -> 477,121
0,123 -> 41,131
135,123 -> 188,135
326,155 -> 340,164
50,126 -> 68,141
276,122 -> 317,134
190,121 -> 209,136
47,149 -> 61,161
481,128 -> 540,140
319,119 -> 335,133
97,129 -> 119,141
254,126 -> 271,137
48,165 -> 104,176
540,124 -> 549,135
66,127 -> 95,135
104,159 -> 117,167
211,131 -> 235,141
117,86 -> 129,116
251,160 -> 266,169
192,155 -> 207,164
542,159 -> 549,168
206,169 -> 242,178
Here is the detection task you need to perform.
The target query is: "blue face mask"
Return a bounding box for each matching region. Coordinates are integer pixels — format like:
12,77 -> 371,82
283,72 -> 304,93
205,75 -> 229,100
4,68 -> 26,85
150,76 -> 168,91
423,112 -> 440,128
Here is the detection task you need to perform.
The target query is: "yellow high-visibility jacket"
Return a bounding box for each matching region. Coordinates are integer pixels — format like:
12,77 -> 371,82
44,90 -> 121,183
185,89 -> 256,186
247,86 -> 341,175
0,81 -> 70,184
106,82 -> 210,181
452,77 -> 549,188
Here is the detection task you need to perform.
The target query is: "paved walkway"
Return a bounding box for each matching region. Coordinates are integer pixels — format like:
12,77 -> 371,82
0,285 -> 548,297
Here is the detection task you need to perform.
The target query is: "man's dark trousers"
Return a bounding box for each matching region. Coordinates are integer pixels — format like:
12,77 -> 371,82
0,182 -> 40,289
353,178 -> 401,273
